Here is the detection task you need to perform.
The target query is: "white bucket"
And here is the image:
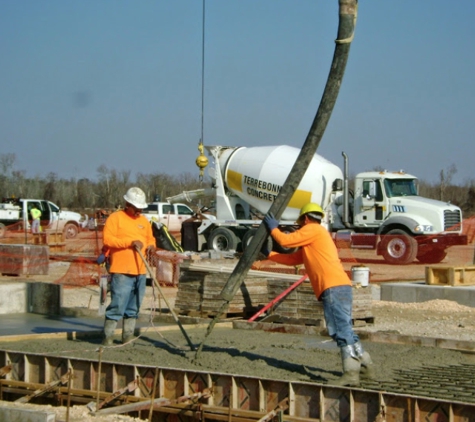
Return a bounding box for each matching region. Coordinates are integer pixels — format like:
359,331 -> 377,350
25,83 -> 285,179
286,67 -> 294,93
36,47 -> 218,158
351,266 -> 370,287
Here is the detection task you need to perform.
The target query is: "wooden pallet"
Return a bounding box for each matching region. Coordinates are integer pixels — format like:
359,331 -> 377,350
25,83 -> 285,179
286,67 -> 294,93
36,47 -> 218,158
426,266 -> 475,286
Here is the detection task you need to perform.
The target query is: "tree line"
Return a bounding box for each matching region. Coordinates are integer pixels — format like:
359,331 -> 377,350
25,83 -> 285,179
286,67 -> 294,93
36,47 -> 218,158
1,153 -> 474,216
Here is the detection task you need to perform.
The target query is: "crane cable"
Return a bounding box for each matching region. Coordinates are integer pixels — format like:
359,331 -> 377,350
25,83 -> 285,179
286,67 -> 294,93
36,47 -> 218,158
196,0 -> 208,184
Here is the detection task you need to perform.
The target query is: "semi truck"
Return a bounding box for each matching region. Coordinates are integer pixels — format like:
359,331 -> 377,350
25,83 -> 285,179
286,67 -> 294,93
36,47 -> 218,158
0,198 -> 87,239
167,145 -> 467,264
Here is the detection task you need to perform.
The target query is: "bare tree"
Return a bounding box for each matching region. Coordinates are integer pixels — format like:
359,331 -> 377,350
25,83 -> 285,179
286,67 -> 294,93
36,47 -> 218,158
439,164 -> 457,201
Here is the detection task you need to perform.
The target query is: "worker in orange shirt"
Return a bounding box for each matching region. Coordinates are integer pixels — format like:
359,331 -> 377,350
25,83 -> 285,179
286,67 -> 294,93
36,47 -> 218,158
263,203 -> 374,386
101,187 -> 155,346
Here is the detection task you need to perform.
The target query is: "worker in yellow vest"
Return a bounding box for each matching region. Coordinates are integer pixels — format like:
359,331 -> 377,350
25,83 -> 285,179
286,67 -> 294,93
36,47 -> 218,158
30,205 -> 42,234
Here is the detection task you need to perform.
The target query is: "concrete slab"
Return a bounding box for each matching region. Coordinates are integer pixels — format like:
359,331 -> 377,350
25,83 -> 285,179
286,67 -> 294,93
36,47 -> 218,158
29,282 -> 62,314
0,313 -> 104,337
0,405 -> 55,422
380,281 -> 475,307
0,282 -> 61,314
0,283 -> 28,313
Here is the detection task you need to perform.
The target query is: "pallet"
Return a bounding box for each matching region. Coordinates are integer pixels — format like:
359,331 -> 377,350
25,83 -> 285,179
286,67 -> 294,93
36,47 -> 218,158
426,266 -> 475,286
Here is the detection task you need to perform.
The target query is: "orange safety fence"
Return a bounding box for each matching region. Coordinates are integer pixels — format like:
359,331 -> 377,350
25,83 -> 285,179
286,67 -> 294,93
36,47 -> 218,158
0,220 -> 474,287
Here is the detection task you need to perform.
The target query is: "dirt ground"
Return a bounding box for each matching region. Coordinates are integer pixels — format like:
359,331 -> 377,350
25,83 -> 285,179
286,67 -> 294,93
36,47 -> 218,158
1,233 -> 475,421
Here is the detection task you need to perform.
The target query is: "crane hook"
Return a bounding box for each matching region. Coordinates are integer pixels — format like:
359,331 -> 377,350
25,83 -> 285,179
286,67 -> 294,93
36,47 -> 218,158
196,139 -> 208,183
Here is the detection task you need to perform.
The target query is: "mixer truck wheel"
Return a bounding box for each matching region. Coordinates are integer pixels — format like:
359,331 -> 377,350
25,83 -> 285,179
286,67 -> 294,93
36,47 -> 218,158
208,228 -> 239,252
380,229 -> 418,265
242,229 -> 273,253
272,227 -> 298,254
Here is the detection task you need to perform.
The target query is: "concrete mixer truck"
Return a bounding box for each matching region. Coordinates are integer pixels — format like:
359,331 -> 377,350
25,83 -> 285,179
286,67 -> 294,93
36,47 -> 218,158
168,145 -> 467,264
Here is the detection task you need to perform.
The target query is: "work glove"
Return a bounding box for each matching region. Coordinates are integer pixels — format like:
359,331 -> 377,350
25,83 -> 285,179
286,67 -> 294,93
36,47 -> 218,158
263,212 -> 279,232
146,246 -> 158,265
132,240 -> 144,250
96,253 -> 106,265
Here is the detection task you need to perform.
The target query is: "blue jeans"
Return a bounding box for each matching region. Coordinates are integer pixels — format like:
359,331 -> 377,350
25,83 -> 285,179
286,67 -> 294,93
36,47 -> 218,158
105,274 -> 146,321
321,285 -> 360,348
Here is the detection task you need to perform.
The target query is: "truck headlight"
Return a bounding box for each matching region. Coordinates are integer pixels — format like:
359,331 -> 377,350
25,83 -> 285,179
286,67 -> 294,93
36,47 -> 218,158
414,225 -> 433,233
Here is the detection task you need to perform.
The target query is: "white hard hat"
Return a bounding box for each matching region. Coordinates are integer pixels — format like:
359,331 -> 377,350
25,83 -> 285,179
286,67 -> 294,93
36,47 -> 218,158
123,187 -> 147,209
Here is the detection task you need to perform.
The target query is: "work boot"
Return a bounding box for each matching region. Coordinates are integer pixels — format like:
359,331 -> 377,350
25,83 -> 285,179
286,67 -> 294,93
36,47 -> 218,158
354,341 -> 375,380
102,319 -> 117,346
122,318 -> 137,344
333,344 -> 361,387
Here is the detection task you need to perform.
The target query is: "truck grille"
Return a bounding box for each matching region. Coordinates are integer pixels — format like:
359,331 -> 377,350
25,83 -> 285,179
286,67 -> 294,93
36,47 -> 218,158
444,210 -> 462,231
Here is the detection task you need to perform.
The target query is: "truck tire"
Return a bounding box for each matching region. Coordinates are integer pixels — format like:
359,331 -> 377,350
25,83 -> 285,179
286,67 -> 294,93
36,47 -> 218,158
272,226 -> 298,254
417,248 -> 447,264
242,229 -> 273,253
208,228 -> 239,252
63,223 -> 79,239
380,229 -> 418,265
0,223 -> 5,238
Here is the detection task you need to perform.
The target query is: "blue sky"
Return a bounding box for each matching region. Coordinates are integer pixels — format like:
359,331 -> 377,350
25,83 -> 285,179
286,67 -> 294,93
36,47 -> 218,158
1,1 -> 474,185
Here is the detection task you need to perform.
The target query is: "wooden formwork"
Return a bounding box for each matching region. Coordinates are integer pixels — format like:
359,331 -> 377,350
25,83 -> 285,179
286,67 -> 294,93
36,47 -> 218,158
426,266 -> 475,286
1,348 -> 475,421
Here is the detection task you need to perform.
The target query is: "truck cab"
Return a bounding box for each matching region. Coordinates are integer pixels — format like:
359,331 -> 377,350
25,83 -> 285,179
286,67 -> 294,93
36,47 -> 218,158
142,202 -> 194,232
347,171 -> 465,264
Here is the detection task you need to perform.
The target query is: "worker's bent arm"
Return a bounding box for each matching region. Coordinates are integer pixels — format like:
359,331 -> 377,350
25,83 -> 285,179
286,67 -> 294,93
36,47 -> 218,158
267,249 -> 303,266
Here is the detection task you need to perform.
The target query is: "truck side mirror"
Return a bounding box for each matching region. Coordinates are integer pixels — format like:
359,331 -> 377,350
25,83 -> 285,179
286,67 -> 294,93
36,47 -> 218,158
362,181 -> 376,203
368,181 -> 377,198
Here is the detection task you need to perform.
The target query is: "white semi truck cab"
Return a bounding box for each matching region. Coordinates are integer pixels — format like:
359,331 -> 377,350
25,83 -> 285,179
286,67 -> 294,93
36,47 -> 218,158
331,162 -> 466,264
169,145 -> 467,264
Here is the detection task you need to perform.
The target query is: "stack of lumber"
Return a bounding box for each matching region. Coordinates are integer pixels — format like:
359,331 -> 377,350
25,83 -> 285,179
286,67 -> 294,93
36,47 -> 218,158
174,261 -> 373,324
269,279 -> 373,324
268,280 -> 322,320
174,270 -> 270,317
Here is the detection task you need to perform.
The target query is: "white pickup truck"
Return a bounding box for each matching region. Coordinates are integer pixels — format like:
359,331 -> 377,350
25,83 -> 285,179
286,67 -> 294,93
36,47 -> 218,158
141,202 -> 195,232
0,198 -> 87,238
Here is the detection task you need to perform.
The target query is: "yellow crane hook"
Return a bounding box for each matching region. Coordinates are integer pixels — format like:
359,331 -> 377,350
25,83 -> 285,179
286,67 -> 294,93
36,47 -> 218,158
195,140 -> 208,182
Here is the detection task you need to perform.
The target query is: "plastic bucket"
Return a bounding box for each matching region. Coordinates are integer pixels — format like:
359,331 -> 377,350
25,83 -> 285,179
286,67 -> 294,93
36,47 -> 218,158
351,266 -> 370,287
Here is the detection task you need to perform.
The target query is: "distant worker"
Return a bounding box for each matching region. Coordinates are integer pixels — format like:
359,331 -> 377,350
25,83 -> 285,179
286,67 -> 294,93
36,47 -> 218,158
262,203 -> 374,386
101,187 -> 155,346
30,204 -> 42,234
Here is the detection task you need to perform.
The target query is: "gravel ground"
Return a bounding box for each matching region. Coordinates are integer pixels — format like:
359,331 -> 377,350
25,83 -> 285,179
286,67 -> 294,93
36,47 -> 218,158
360,298 -> 475,341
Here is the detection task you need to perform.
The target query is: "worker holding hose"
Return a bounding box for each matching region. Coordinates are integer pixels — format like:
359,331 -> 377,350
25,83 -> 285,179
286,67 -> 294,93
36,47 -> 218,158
101,187 -> 155,346
263,203 -> 374,386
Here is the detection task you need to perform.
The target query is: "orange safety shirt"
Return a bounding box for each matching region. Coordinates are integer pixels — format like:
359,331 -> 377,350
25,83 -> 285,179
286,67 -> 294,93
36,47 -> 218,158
103,210 -> 155,275
268,223 -> 351,299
